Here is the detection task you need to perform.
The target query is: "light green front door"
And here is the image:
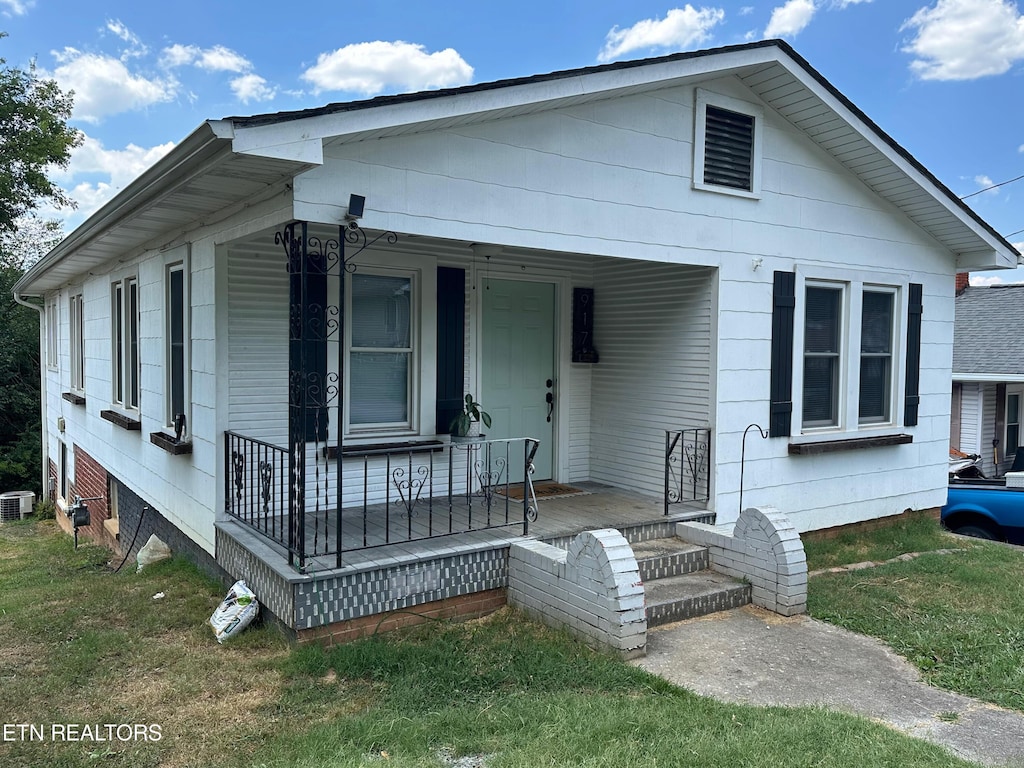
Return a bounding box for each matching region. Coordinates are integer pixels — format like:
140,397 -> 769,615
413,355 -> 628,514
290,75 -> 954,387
482,279 -> 555,482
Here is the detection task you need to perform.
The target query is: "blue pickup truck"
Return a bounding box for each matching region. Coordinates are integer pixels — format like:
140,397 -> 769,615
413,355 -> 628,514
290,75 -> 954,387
942,479 -> 1024,543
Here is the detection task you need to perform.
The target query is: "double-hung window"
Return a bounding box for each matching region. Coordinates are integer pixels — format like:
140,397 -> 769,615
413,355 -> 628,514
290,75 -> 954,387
69,292 -> 85,393
797,276 -> 902,434
802,284 -> 843,428
347,271 -> 415,432
858,290 -> 895,424
45,299 -> 58,369
1007,391 -> 1021,458
165,261 -> 188,433
112,276 -> 139,410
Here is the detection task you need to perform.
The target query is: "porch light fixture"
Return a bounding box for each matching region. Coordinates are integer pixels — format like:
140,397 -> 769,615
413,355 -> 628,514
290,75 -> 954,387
345,194 -> 366,220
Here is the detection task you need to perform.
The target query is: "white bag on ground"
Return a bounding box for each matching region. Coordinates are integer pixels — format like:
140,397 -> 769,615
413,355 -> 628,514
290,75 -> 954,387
210,580 -> 259,643
136,534 -> 171,572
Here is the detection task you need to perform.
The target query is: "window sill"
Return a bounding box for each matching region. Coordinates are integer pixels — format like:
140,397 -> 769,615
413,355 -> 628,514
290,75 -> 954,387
100,410 -> 141,431
62,392 -> 86,406
150,432 -> 193,455
788,433 -> 913,455
325,439 -> 446,459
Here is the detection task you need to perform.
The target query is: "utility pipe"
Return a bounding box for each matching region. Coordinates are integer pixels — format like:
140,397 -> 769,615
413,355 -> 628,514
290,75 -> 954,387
12,290 -> 47,502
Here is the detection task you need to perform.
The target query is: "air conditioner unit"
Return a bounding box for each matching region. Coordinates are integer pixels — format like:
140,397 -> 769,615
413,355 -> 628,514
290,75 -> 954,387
0,491 -> 35,523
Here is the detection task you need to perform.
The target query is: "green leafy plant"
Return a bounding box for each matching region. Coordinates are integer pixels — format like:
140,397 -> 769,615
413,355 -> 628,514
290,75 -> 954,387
32,498 -> 55,520
449,393 -> 491,437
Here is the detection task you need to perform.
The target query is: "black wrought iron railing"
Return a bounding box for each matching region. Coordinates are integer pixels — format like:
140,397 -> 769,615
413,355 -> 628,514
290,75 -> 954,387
224,432 -> 540,571
664,427 -> 712,514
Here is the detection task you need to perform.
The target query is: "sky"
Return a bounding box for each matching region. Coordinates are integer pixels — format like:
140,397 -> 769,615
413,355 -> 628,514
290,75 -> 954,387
3,0 -> 1024,282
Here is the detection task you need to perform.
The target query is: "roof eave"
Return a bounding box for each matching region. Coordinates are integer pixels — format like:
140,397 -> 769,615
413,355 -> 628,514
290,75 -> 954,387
14,120 -> 235,298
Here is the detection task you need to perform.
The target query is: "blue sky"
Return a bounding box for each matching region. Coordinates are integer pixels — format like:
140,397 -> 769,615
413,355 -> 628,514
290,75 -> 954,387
3,0 -> 1023,281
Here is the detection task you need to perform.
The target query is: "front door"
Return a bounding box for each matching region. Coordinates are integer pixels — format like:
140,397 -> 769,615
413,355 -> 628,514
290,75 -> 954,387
482,279 -> 555,482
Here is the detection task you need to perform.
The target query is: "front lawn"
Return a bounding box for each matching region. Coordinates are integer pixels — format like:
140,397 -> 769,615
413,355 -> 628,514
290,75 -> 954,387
0,520 -> 980,767
806,518 -> 1024,712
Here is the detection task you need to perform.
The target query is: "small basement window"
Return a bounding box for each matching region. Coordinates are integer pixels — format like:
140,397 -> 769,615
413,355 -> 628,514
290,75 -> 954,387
693,89 -> 763,199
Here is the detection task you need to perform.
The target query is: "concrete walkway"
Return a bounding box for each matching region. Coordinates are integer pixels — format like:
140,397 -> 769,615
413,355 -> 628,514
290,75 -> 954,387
635,605 -> 1024,767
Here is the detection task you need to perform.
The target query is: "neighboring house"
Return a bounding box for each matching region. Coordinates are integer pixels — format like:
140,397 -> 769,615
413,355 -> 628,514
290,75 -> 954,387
13,40 -> 1017,637
952,278 -> 1024,477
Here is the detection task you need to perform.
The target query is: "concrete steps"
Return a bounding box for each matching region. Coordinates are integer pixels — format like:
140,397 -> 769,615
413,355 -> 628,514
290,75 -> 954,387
631,535 -> 751,627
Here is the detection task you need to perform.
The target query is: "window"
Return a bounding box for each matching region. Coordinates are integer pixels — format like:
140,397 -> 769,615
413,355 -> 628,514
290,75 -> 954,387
59,441 -> 68,501
1007,392 -> 1021,458
112,276 -> 139,410
802,284 -> 843,427
46,299 -> 58,369
770,271 -> 920,440
796,276 -> 903,434
347,272 -> 415,431
165,262 -> 188,431
69,293 -> 84,392
858,290 -> 895,424
693,89 -> 763,198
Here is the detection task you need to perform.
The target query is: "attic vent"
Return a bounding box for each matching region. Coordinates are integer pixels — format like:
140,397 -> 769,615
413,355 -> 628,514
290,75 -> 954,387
703,105 -> 755,191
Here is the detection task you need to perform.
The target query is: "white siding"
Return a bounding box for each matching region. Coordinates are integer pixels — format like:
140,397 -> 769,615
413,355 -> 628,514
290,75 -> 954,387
958,382 -> 981,456
589,262 -> 714,496
226,246 -> 288,443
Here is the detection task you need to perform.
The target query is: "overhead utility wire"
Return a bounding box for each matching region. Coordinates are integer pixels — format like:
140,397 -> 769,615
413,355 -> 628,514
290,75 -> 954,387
960,173 -> 1024,200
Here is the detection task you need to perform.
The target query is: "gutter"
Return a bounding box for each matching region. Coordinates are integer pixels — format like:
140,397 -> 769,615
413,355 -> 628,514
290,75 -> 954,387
12,291 -> 47,501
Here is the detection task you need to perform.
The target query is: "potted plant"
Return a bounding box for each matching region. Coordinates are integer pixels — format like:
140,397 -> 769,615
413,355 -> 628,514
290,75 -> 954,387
450,393 -> 492,441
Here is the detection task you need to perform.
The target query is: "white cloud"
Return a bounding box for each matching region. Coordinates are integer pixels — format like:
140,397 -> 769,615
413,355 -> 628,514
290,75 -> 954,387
598,6 -> 726,62
834,0 -> 871,6
765,0 -> 817,37
301,40 -> 473,95
902,0 -> 1024,80
970,275 -> 1007,285
231,73 -> 276,103
161,43 -> 251,73
47,48 -> 177,122
973,174 -> 1000,195
48,134 -> 176,223
0,0 -> 32,16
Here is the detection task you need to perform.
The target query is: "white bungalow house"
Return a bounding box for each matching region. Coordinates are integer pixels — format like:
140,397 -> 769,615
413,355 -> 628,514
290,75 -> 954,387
14,40 -> 1017,637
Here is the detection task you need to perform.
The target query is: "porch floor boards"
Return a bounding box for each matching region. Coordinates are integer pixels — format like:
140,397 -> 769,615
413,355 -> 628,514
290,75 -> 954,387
225,482 -> 708,575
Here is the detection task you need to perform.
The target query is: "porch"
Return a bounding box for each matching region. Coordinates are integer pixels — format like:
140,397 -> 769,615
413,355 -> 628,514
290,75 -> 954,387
215,474 -> 714,635
222,428 -> 712,573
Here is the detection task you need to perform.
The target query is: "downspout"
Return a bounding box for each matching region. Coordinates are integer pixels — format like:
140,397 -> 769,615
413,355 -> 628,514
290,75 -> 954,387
12,290 -> 47,501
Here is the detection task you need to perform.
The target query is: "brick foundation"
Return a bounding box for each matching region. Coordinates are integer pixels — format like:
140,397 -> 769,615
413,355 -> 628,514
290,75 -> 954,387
801,507 -> 941,543
71,446 -> 113,549
295,588 -> 506,645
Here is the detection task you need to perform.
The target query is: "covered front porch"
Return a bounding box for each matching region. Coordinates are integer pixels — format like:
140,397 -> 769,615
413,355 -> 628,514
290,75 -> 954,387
218,220 -> 716,596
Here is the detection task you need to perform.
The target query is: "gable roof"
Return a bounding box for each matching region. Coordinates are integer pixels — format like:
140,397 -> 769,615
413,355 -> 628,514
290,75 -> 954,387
15,39 -> 1019,297
953,285 -> 1024,380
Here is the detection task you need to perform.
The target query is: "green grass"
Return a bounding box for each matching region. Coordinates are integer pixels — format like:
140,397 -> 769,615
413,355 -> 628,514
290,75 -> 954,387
0,520 -> 985,768
808,520 -> 1024,712
803,514 -> 961,572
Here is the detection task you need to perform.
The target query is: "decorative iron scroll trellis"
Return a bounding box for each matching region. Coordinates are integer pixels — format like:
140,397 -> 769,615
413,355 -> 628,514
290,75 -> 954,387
664,427 -> 712,514
220,222 -> 546,571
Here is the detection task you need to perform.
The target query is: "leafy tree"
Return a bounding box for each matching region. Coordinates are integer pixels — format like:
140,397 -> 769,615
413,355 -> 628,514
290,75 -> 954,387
0,33 -> 79,495
0,35 -> 81,235
0,219 -> 62,496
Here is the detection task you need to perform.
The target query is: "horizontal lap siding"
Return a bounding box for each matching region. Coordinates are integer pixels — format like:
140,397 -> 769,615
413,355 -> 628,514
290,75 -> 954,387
227,247 -> 288,444
589,261 -> 713,497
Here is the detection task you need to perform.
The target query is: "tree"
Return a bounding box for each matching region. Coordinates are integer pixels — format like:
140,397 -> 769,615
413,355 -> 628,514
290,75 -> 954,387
0,220 -> 62,496
0,34 -> 81,234
0,33 -> 79,495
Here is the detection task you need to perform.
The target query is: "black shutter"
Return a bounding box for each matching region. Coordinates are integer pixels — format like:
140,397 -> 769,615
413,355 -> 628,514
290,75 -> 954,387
995,383 -> 1007,467
769,270 -> 796,437
435,267 -> 466,434
903,282 -> 922,427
